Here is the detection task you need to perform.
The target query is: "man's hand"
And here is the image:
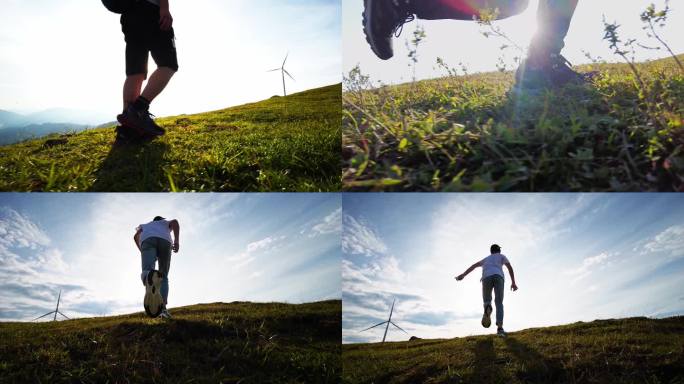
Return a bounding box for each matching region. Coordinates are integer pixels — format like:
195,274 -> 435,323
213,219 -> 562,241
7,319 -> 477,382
511,283 -> 518,291
160,8 -> 173,31
455,274 -> 464,281
172,242 -> 179,253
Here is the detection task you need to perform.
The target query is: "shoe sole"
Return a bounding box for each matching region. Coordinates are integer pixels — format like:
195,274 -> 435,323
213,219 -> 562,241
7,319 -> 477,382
117,113 -> 165,137
144,270 -> 164,318
362,0 -> 392,60
481,305 -> 492,328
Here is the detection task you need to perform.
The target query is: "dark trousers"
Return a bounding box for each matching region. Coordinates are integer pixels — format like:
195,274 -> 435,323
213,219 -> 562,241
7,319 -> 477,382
410,0 -> 579,54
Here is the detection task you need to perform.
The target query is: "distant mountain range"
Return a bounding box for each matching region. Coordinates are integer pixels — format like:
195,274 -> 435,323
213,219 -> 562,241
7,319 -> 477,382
0,108 -> 113,145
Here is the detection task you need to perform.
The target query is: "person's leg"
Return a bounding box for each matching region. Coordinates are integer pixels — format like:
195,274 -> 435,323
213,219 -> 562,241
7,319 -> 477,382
529,0 -> 579,58
140,67 -> 176,103
123,74 -> 145,111
493,275 -> 505,328
156,239 -> 172,306
482,276 -> 493,308
415,0 -> 529,20
140,238 -> 157,285
363,0 -> 528,60
117,2 -> 167,136
481,276 -> 494,327
517,0 -> 582,88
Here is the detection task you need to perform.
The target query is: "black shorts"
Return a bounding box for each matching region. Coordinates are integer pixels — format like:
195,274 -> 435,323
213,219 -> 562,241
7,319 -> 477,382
121,0 -> 178,77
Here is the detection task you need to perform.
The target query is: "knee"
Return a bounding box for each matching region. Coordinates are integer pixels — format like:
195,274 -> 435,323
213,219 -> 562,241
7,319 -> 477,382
159,66 -> 178,75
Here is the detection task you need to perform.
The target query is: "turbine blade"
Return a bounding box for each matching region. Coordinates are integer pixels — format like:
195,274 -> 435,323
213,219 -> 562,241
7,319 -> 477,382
283,69 -> 295,81
33,311 -> 54,321
58,311 -> 69,320
390,321 -> 409,334
359,321 -> 388,333
268,68 -> 281,72
282,52 -> 289,67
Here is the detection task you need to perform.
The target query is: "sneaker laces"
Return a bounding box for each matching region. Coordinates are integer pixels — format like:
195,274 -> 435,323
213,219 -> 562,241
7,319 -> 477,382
389,0 -> 414,37
393,14 -> 415,37
550,54 -> 573,70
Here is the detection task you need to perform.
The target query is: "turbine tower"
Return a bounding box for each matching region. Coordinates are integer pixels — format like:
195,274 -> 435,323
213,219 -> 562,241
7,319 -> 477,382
34,290 -> 69,322
268,53 -> 295,96
360,298 -> 408,343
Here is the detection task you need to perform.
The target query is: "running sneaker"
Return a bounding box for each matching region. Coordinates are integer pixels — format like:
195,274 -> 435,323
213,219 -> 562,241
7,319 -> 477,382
143,270 -> 164,318
481,304 -> 492,328
159,308 -> 172,319
497,328 -> 507,337
117,105 -> 166,137
515,52 -> 585,89
362,0 -> 414,60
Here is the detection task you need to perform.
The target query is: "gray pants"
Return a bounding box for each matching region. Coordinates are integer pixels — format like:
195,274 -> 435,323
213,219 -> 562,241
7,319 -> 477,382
140,237 -> 171,305
482,274 -> 504,327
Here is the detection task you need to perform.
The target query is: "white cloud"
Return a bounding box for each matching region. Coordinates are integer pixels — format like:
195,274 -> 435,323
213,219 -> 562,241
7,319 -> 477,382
567,252 -> 613,283
309,208 -> 342,237
342,214 -> 388,257
0,207 -> 51,250
246,236 -> 286,253
642,225 -> 684,257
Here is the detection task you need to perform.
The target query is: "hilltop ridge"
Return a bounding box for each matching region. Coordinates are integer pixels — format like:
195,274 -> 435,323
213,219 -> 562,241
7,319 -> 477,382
342,315 -> 684,383
0,300 -> 341,383
0,84 -> 341,192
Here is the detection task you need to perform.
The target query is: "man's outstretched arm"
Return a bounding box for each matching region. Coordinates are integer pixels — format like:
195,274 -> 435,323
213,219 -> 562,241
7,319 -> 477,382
133,228 -> 142,252
455,261 -> 482,281
169,219 -> 180,253
505,262 -> 518,291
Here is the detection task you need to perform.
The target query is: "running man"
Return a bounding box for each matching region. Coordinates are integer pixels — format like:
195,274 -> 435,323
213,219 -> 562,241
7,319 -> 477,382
455,244 -> 518,337
116,0 -> 178,141
134,216 -> 180,319
362,0 -> 582,88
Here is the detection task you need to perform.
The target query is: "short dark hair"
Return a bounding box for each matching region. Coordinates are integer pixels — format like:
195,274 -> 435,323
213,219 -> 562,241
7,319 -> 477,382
490,244 -> 501,253
153,216 -> 165,221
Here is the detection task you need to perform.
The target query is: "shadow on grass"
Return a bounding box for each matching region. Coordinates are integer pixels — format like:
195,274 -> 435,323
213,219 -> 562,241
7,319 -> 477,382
504,337 -> 564,382
90,140 -> 169,192
469,337 -> 509,383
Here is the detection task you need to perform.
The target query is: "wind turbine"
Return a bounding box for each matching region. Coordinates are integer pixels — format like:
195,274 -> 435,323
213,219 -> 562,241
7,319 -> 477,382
33,290 -> 69,322
360,298 -> 408,343
268,53 -> 295,96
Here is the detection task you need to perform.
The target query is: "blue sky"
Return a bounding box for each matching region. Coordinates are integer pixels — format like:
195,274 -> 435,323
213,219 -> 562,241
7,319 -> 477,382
342,193 -> 684,343
344,0 -> 684,85
0,193 -> 341,321
0,0 -> 341,121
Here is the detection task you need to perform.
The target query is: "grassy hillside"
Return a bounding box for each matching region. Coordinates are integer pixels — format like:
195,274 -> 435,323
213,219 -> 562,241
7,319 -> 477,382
342,316 -> 684,384
0,300 -> 341,383
343,56 -> 684,191
0,84 -> 341,192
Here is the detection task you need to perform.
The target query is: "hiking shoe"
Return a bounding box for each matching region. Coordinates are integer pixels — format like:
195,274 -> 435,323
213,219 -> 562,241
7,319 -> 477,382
481,304 -> 492,328
159,308 -> 172,319
143,270 -> 164,318
117,105 -> 166,137
515,53 -> 585,89
497,328 -> 507,337
363,0 -> 414,60
113,125 -> 155,146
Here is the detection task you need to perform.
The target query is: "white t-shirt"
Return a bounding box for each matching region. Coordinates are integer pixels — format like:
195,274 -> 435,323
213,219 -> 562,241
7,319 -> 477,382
480,253 -> 510,280
137,219 -> 172,245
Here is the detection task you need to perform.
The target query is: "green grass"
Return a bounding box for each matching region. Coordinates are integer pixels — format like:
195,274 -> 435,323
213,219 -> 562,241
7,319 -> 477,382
343,56 -> 684,191
0,300 -> 341,383
0,84 -> 341,192
343,316 -> 684,384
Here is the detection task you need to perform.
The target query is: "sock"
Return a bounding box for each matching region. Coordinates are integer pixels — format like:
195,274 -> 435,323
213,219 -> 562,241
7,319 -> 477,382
132,96 -> 151,112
